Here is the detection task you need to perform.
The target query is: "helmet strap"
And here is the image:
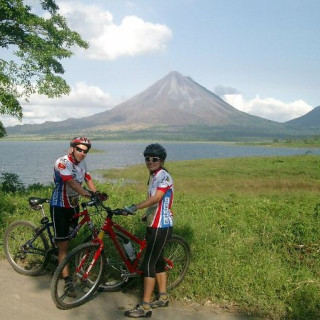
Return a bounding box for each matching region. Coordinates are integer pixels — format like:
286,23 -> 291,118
69,151 -> 80,165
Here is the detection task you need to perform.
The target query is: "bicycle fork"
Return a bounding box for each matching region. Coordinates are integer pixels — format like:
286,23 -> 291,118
77,240 -> 104,280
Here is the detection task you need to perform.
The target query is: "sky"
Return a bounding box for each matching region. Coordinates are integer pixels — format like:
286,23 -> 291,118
1,0 -> 320,127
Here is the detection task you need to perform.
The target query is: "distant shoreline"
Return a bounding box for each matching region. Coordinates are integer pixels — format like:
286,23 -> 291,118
2,136 -> 320,149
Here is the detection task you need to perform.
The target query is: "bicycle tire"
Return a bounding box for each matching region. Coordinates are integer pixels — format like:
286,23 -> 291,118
165,234 -> 191,290
51,242 -> 105,310
98,234 -> 130,292
4,220 -> 49,276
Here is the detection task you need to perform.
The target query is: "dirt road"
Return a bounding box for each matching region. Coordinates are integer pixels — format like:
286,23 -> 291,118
0,260 -> 254,320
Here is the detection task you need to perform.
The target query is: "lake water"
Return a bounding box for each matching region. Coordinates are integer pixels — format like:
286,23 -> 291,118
0,140 -> 319,186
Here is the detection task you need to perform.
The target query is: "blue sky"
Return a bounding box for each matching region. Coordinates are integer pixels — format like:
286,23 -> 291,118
2,0 -> 319,127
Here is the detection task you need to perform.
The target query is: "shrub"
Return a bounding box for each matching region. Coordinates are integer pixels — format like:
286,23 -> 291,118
0,172 -> 25,193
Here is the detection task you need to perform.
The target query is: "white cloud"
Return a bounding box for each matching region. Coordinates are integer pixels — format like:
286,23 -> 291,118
1,83 -> 122,127
59,1 -> 173,60
221,93 -> 313,122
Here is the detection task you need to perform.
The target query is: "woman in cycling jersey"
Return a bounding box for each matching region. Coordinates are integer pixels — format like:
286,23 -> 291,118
123,143 -> 173,318
50,136 -> 97,295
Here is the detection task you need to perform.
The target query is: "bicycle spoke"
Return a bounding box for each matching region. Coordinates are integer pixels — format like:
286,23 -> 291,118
4,221 -> 48,275
51,243 -> 105,309
98,235 -> 128,292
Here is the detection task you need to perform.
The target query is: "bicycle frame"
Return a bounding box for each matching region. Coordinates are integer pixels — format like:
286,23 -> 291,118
99,216 -> 147,274
20,222 -> 54,256
97,215 -> 175,273
68,199 -> 184,287
75,215 -> 179,288
103,222 -> 175,273
75,208 -> 178,286
68,206 -> 98,240
22,201 -> 99,255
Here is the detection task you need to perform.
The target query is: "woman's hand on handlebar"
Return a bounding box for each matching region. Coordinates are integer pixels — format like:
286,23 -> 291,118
122,204 -> 137,216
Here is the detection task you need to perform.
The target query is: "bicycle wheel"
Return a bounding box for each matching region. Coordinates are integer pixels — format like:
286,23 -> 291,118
98,234 -> 129,292
165,234 -> 191,290
51,242 -> 105,310
4,220 -> 49,276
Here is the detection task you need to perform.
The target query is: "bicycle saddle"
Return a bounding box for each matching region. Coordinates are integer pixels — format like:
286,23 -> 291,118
28,197 -> 49,209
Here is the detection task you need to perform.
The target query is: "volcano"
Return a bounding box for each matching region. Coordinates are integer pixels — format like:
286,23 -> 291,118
6,71 -> 289,140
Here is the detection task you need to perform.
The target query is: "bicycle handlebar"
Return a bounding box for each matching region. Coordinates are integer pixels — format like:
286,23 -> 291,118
85,196 -> 134,217
28,192 -> 128,217
111,208 -> 127,216
80,193 -> 121,215
80,189 -> 108,208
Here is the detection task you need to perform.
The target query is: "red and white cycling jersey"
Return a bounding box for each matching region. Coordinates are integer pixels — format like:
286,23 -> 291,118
145,168 -> 174,228
50,154 -> 92,208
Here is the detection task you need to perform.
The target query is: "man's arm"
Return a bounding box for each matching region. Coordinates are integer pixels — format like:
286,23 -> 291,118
66,179 -> 92,197
86,178 -> 97,193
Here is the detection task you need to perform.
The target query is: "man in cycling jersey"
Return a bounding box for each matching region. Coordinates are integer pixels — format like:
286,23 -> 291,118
123,143 -> 173,318
50,136 -> 97,295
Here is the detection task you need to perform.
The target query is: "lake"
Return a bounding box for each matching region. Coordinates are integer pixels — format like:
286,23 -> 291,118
0,140 -> 319,186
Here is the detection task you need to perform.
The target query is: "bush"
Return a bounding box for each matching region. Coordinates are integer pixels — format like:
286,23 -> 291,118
0,172 -> 25,193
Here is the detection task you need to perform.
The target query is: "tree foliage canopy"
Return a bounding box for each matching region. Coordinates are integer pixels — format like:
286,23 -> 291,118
0,0 -> 89,137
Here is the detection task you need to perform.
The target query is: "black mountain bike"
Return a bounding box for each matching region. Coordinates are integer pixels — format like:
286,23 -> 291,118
3,195 -> 104,276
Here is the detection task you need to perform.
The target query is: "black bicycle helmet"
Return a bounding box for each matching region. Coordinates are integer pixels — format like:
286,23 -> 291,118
143,143 -> 167,160
70,136 -> 91,150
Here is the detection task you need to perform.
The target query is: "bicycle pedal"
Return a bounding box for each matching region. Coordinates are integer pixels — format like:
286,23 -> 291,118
121,273 -> 130,281
121,272 -> 137,281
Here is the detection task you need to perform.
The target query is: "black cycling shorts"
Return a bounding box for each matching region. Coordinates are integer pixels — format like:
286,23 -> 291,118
50,206 -> 79,242
142,226 -> 173,278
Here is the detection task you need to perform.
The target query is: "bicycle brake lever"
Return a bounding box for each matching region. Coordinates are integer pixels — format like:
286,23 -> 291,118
115,208 -> 125,215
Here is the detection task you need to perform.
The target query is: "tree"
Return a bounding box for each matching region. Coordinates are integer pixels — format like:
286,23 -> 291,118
0,172 -> 25,193
0,0 -> 89,137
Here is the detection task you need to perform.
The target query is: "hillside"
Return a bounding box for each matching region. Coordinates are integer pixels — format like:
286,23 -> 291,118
81,71 -> 278,129
285,106 -> 320,128
5,71 -> 316,141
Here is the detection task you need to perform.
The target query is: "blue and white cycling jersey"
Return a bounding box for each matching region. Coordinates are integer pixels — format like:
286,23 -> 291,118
50,154 -> 92,208
145,168 -> 174,228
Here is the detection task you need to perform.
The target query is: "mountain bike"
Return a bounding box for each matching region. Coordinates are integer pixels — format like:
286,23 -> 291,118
50,199 -> 191,310
3,194 -> 106,276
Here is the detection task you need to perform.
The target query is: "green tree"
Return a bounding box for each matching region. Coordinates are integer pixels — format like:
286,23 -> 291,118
0,0 -> 89,137
0,172 -> 25,193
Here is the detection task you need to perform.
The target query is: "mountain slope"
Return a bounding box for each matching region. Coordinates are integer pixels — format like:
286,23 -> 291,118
7,71 -> 281,137
285,106 -> 320,128
86,71 -> 261,128
87,71 -> 282,131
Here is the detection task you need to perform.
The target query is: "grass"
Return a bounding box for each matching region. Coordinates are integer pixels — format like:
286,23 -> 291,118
1,154 -> 320,319
240,136 -> 320,148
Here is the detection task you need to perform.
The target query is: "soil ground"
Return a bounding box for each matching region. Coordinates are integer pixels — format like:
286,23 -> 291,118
0,259 -> 256,320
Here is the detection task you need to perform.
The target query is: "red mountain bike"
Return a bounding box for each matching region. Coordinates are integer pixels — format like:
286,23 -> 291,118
50,197 -> 191,310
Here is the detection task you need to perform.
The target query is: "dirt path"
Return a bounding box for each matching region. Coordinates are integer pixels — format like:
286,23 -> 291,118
0,259 -> 254,320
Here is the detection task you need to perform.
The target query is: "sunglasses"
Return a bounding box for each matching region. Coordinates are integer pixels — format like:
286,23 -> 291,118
145,156 -> 160,163
75,146 -> 89,154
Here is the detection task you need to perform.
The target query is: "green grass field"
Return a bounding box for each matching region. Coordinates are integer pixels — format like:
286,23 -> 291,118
1,154 -> 320,319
